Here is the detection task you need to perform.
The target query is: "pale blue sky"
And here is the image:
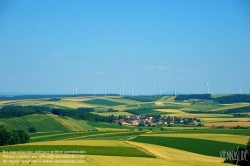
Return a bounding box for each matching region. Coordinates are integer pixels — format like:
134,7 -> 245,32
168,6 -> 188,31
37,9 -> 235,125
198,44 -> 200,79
0,0 -> 249,95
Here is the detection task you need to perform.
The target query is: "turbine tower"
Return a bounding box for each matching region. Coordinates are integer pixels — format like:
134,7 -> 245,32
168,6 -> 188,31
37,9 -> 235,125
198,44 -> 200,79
75,88 -> 77,96
158,84 -> 161,96
205,82 -> 209,94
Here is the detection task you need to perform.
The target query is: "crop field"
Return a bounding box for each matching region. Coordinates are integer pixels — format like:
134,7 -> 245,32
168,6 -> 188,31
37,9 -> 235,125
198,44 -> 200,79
152,129 -> 250,136
130,136 -> 245,157
24,140 -> 129,147
144,133 -> 248,145
71,131 -> 145,140
0,114 -> 70,132
205,121 -> 250,127
154,109 -> 185,114
86,121 -> 134,129
48,115 -> 96,131
202,117 -> 250,122
83,99 -> 127,106
93,111 -> 133,116
30,131 -> 126,142
126,141 -> 226,166
0,145 -> 155,158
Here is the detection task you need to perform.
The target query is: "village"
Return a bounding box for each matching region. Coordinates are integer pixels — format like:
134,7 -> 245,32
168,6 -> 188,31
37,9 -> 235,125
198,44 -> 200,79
115,115 -> 204,127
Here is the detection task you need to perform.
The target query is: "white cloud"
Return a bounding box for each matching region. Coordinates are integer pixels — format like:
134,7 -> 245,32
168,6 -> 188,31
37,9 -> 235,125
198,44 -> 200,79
148,66 -> 171,70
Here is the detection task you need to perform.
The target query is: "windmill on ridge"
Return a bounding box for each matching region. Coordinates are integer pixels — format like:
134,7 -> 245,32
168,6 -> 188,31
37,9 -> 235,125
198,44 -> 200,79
158,84 -> 161,96
205,82 -> 209,94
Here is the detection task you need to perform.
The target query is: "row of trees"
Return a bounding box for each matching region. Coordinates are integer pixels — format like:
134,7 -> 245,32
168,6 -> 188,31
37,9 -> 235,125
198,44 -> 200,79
0,105 -> 49,118
0,125 -> 29,146
0,106 -> 96,118
175,94 -> 212,100
214,95 -> 250,104
51,108 -> 115,123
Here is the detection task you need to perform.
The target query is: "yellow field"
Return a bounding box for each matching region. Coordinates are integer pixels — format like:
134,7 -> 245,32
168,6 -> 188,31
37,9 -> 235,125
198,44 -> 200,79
209,103 -> 250,112
95,128 -> 130,131
155,109 -> 185,114
202,117 -> 250,122
47,114 -> 84,131
164,101 -> 191,105
205,121 -> 250,127
0,148 -> 230,166
162,113 -> 233,118
93,112 -> 133,116
126,141 -> 228,166
62,97 -> 92,102
145,133 -> 248,145
20,140 -> 129,147
155,102 -> 164,106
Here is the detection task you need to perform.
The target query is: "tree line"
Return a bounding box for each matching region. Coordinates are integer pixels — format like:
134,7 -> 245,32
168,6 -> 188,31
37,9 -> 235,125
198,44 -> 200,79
0,105 -> 49,118
175,94 -> 212,100
214,95 -> 250,104
0,125 -> 29,146
51,108 -> 115,123
0,105 -> 96,118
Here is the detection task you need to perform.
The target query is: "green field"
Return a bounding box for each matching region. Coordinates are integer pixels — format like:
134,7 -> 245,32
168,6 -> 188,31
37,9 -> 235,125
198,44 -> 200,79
130,136 -> 244,157
0,114 -> 70,132
83,99 -> 127,106
0,145 -> 155,158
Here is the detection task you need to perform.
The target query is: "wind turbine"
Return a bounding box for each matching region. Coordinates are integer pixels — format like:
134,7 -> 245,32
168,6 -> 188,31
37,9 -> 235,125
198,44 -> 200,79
158,84 -> 161,96
75,88 -> 77,96
205,82 -> 209,94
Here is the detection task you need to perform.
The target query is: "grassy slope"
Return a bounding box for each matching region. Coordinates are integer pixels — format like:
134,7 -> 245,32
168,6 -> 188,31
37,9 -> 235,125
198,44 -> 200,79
0,114 -> 70,132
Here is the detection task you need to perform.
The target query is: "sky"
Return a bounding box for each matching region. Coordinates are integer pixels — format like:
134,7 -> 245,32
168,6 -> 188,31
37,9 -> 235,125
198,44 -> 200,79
0,0 -> 250,95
